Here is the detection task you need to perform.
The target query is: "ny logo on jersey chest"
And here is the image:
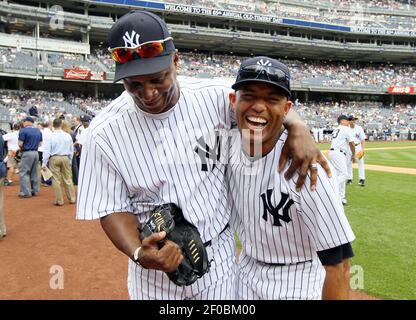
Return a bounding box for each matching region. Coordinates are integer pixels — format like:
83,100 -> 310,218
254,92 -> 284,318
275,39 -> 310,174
261,189 -> 293,227
194,132 -> 222,172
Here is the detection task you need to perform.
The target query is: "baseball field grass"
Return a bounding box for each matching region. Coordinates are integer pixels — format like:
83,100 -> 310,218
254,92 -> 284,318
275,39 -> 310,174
345,169 -> 416,300
363,148 -> 416,169
318,140 -> 416,150
318,141 -> 416,168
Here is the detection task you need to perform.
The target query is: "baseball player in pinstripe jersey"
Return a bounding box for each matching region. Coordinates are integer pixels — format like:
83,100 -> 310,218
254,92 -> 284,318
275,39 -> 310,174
228,56 -> 355,300
329,115 -> 356,206
347,115 -> 366,187
76,11 -> 331,300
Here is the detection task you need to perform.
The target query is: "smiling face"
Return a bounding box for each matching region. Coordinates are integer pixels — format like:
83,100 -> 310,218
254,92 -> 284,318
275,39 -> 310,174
230,82 -> 292,156
123,53 -> 180,114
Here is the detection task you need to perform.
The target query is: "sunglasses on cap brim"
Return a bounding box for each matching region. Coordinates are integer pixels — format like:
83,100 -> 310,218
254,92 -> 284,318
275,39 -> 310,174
237,64 -> 289,84
109,37 -> 173,64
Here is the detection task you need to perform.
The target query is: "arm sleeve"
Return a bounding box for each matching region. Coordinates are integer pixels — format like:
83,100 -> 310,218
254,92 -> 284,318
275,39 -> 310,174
42,138 -> 51,166
76,130 -> 135,220
291,165 -> 356,251
317,242 -> 354,265
18,130 -> 25,144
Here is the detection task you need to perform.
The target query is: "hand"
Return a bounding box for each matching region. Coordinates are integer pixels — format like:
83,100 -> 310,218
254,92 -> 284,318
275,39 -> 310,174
138,231 -> 184,272
279,121 -> 332,192
41,165 -> 47,171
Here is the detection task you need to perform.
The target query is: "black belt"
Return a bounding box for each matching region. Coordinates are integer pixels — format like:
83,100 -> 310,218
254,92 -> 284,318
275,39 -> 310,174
203,224 -> 229,247
330,148 -> 346,156
355,143 -> 360,146
260,259 -> 312,267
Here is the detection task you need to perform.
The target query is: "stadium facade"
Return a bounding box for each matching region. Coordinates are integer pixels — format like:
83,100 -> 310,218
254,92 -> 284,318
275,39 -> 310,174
0,0 -> 415,137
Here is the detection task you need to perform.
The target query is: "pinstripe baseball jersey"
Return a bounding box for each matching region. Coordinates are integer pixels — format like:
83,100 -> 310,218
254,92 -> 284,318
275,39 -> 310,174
76,78 -> 237,299
351,124 -> 366,146
330,125 -> 354,154
228,130 -> 355,265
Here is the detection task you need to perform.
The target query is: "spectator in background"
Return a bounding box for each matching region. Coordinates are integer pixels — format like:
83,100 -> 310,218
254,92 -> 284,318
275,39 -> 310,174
71,116 -> 84,139
38,122 -> 53,187
18,117 -> 42,198
61,120 -> 73,135
42,118 -> 76,206
0,134 -> 7,239
74,114 -> 91,162
29,105 -> 39,118
2,123 -> 20,186
70,116 -> 83,186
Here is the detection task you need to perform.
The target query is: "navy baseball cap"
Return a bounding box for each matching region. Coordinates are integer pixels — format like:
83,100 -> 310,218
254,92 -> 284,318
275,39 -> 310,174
23,116 -> 34,123
348,114 -> 358,121
338,114 -> 349,123
232,56 -> 291,98
80,114 -> 91,122
108,10 -> 176,82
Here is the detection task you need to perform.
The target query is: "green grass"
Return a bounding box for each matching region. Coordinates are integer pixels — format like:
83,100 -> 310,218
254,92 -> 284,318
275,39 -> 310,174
318,140 -> 416,168
363,148 -> 416,169
345,169 -> 416,299
318,140 -> 416,151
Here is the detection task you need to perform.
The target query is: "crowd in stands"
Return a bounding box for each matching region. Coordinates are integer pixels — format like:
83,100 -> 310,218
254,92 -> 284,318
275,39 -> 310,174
178,51 -> 416,87
0,90 -> 87,126
91,50 -> 416,88
67,95 -> 112,116
293,100 -> 416,141
48,53 -> 102,72
3,47 -> 414,89
94,48 -> 115,72
4,45 -> 415,90
0,88 -> 415,141
0,47 -> 49,73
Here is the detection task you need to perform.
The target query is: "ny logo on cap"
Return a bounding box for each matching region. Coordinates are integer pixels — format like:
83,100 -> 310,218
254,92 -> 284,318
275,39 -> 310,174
123,30 -> 140,48
257,59 -> 272,67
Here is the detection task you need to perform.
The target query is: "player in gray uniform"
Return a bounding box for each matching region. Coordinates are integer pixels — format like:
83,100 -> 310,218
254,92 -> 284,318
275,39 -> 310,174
228,56 -> 355,300
346,115 -> 366,187
76,11 -> 330,300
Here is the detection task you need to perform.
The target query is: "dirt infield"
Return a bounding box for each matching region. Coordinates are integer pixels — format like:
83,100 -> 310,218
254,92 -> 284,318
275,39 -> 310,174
354,163 -> 416,175
0,182 -> 128,300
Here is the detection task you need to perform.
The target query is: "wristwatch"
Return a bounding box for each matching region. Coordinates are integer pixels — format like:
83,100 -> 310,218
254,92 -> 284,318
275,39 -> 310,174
132,246 -> 143,267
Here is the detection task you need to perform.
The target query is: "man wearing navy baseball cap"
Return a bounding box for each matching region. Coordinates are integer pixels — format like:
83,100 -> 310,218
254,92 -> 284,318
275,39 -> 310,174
18,116 -> 42,198
108,10 -> 176,82
228,56 -> 355,300
232,56 -> 291,97
76,10 -> 331,300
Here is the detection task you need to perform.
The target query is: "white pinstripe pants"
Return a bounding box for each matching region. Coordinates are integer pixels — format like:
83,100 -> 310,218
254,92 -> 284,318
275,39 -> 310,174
347,145 -> 365,181
329,150 -> 348,200
236,253 -> 325,300
127,226 -> 237,300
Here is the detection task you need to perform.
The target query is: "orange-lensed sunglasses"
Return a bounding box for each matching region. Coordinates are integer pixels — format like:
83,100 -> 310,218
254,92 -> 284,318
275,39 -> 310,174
109,37 -> 173,64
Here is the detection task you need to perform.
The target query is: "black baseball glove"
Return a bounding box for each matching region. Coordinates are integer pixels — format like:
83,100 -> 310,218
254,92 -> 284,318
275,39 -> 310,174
139,203 -> 211,286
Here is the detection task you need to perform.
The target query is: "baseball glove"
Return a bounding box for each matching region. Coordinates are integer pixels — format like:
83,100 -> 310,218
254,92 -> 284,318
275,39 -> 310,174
356,150 -> 365,160
139,203 -> 211,286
